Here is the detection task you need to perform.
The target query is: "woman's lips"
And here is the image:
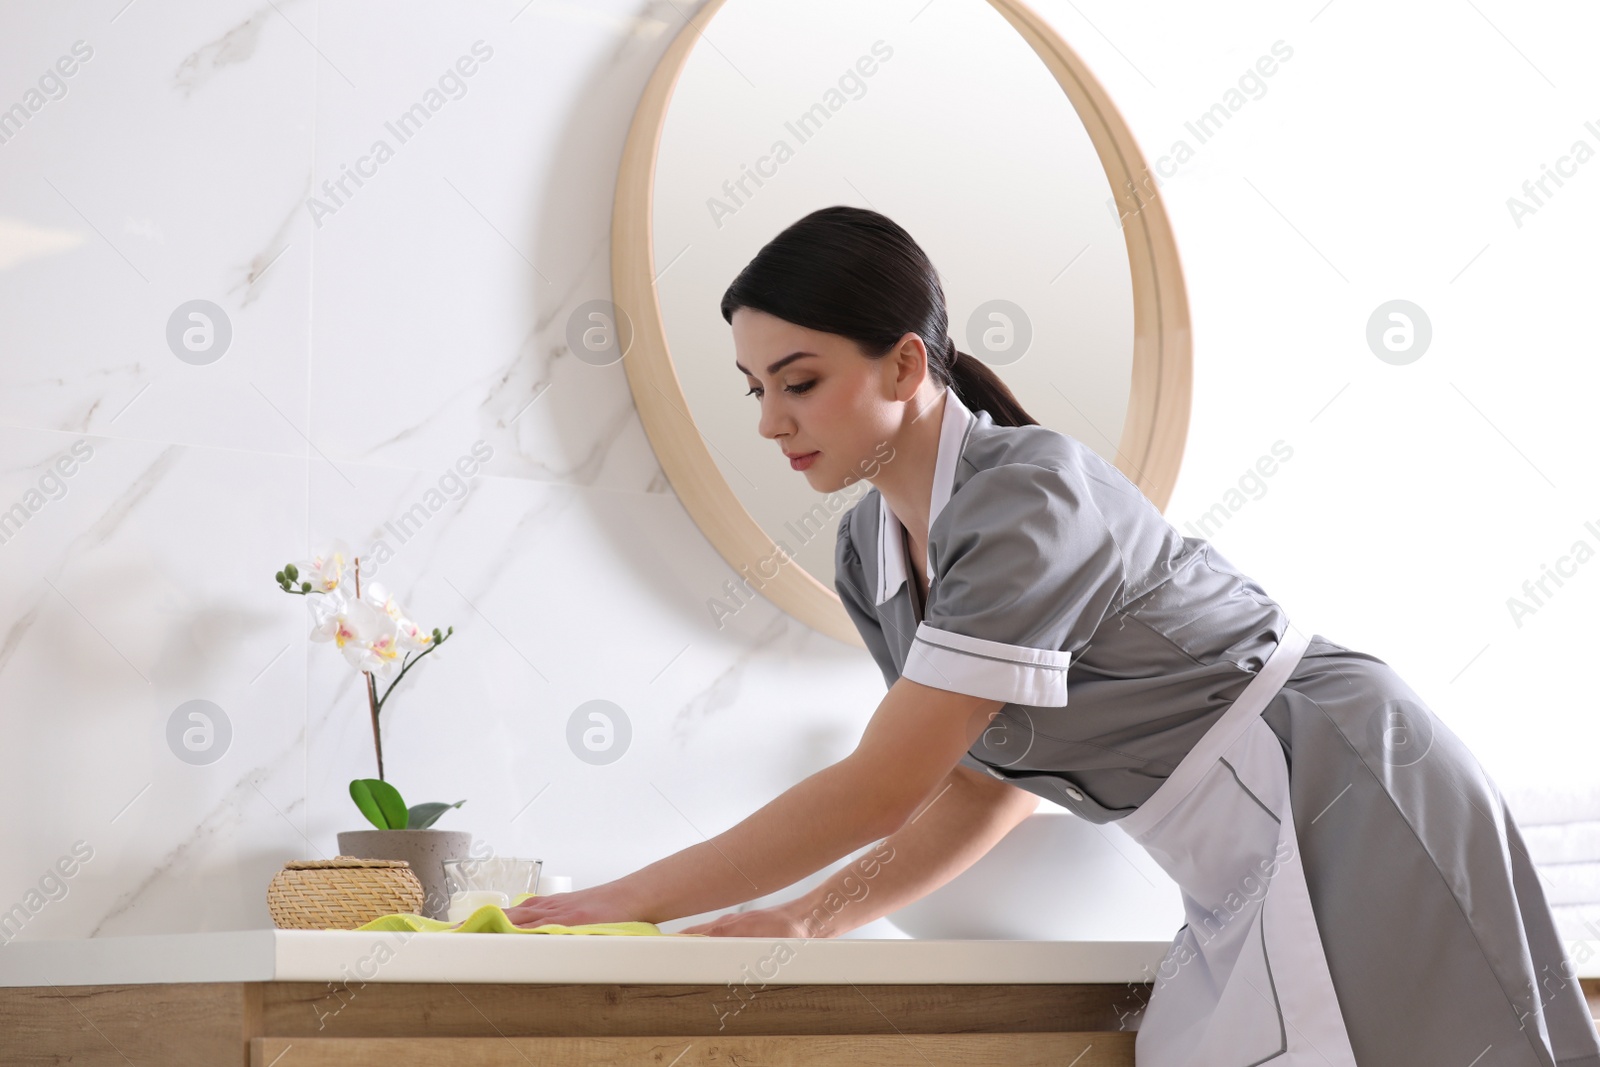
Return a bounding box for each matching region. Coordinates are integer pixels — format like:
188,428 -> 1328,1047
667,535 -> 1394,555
789,451 -> 819,471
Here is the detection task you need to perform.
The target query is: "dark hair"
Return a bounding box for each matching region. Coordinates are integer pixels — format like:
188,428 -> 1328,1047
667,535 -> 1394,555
719,206 -> 1038,428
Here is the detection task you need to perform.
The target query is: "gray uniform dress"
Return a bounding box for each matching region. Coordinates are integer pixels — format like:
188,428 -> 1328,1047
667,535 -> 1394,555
834,388 -> 1600,1066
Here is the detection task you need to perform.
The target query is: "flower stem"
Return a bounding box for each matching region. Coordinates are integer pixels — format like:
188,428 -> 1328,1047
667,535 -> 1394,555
376,642 -> 442,714
355,555 -> 384,781
366,671 -> 384,780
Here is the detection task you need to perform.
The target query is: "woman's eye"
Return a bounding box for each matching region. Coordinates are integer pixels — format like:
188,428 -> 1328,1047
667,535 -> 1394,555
744,381 -> 815,398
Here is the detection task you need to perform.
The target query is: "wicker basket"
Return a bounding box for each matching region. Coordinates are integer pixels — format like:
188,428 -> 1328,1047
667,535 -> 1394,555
267,855 -> 425,930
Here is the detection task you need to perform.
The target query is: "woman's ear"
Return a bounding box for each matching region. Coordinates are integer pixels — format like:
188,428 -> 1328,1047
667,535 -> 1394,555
890,332 -> 929,403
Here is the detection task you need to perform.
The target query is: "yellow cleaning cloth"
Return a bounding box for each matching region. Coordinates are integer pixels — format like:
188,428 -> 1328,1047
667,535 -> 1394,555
353,894 -> 708,936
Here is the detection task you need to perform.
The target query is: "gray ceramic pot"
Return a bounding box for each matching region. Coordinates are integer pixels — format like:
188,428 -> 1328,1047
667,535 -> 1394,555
336,829 -> 473,920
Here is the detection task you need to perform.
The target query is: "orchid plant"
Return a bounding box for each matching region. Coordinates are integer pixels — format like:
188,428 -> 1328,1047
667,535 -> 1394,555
274,539 -> 465,831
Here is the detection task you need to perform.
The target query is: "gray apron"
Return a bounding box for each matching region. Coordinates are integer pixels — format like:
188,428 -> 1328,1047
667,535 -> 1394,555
1112,625 -> 1361,1065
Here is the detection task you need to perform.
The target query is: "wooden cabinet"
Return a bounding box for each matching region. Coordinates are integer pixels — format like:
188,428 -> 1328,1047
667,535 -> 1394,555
2,933 -> 1595,1065
3,979 -> 1146,1066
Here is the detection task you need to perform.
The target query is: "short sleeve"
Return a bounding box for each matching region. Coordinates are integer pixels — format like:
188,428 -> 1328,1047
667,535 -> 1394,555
902,463 -> 1125,707
837,514 -> 1002,779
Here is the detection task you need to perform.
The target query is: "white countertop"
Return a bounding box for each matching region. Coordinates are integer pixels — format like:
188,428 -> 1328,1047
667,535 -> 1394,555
6,932 -> 1596,988
0,930 -> 1180,987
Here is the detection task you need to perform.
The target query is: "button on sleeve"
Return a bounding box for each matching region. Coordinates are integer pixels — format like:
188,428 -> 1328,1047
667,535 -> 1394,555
903,463 -> 1125,707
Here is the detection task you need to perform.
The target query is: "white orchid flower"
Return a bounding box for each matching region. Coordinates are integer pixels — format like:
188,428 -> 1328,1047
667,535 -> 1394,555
295,538 -> 353,594
307,585 -> 348,635
361,581 -> 437,654
309,588 -> 404,678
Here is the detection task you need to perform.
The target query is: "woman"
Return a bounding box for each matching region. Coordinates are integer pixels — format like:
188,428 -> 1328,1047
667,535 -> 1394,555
505,206 -> 1600,1066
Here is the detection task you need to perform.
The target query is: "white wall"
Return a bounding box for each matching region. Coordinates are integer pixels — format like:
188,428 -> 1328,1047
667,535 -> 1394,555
0,0 -> 1593,942
1065,0 -> 1600,790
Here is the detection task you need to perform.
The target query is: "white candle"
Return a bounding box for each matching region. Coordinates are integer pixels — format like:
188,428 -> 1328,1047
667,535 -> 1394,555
447,889 -> 510,923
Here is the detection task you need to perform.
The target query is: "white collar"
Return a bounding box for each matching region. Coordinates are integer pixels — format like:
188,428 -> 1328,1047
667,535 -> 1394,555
875,389 -> 976,606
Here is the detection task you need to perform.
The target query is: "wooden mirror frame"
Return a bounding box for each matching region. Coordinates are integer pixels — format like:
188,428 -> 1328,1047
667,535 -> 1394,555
612,0 -> 1192,647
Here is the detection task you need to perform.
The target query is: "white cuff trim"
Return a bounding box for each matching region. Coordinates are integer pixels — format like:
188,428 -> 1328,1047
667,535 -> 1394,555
901,622 -> 1070,707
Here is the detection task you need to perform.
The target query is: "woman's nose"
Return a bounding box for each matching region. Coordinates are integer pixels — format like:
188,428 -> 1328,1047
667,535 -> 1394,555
756,396 -> 790,441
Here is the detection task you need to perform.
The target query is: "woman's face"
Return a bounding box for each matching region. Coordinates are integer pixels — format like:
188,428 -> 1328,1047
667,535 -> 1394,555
731,307 -> 922,494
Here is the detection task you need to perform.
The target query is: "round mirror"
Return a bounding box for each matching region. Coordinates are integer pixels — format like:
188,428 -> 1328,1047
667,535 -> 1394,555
614,0 -> 1191,646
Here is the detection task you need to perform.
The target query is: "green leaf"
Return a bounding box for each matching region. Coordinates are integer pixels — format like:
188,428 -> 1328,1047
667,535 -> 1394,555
407,799 -> 466,830
350,778 -> 409,829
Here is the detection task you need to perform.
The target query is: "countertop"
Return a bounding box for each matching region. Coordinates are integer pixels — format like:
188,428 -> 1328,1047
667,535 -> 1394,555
0,930 -> 1179,987
6,931 -> 1597,989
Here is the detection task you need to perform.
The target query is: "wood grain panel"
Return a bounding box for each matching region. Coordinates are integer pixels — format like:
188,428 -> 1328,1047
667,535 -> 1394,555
249,1031 -> 1137,1066
260,980 -> 1146,1038
0,982 -> 252,1067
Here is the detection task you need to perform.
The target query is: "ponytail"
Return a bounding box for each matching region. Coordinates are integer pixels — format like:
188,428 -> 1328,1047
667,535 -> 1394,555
944,344 -> 1037,428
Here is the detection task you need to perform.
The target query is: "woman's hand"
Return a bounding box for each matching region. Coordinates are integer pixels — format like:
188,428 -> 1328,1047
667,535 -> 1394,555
678,903 -> 824,938
501,886 -> 638,930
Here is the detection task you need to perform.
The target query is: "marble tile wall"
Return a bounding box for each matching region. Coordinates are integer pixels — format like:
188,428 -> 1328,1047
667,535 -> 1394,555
0,0 -> 908,941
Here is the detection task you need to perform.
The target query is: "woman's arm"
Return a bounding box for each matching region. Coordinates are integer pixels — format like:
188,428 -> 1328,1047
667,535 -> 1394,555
511,678 -> 1007,928
678,764 -> 1039,937
599,753 -> 905,925
779,764 -> 1040,936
